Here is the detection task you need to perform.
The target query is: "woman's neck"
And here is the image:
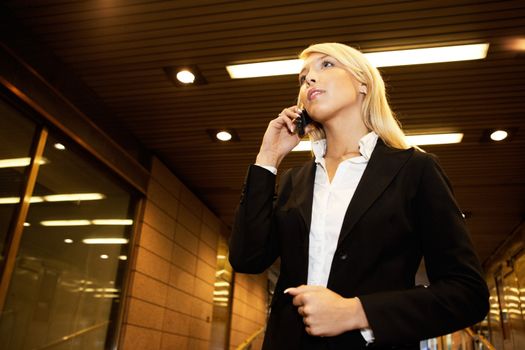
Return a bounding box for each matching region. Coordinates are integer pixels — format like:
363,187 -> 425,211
323,115 -> 369,160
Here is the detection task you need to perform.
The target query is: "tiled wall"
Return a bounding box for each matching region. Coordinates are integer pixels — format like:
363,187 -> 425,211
119,158 -> 268,350
229,273 -> 268,350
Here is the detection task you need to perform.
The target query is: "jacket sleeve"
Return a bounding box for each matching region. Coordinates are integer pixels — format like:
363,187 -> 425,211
358,154 -> 490,346
229,165 -> 284,274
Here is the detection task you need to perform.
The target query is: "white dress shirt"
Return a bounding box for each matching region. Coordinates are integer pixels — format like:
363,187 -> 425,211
256,131 -> 378,343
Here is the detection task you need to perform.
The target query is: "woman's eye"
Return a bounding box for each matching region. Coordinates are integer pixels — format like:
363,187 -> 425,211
322,61 -> 334,68
299,75 -> 306,85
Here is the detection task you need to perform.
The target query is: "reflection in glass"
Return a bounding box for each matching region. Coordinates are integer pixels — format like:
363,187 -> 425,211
210,236 -> 234,350
0,99 -> 36,274
0,130 -> 136,349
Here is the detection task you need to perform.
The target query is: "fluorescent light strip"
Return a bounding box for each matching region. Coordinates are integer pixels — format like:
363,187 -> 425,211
83,238 -> 129,245
44,193 -> 106,202
41,220 -> 91,226
0,193 -> 105,205
92,219 -> 133,226
0,196 -> 44,204
405,133 -> 464,146
292,133 -> 463,152
0,157 -> 48,168
40,219 -> 133,226
226,43 -> 489,78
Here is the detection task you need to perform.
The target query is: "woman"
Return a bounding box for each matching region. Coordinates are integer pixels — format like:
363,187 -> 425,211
229,43 -> 489,350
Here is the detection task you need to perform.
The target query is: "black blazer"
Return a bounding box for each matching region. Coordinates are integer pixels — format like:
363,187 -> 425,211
229,139 -> 489,350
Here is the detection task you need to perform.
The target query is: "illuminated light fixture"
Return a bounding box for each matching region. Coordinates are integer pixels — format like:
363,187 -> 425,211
41,220 -> 91,226
213,297 -> 229,302
0,157 -> 48,168
490,130 -> 508,141
0,196 -> 44,204
227,59 -> 303,79
291,140 -> 312,152
54,143 -> 66,150
82,238 -> 129,245
23,222 -> 31,227
176,70 -> 196,84
100,254 -> 109,259
217,255 -> 226,259
226,43 -> 490,79
40,219 -> 132,226
405,133 -> 464,146
92,219 -> 133,226
64,238 -> 74,244
292,133 -> 464,152
207,128 -> 240,142
0,193 -> 105,205
216,131 -> 232,141
118,255 -> 128,261
214,281 -> 230,287
213,290 -> 229,296
94,293 -> 119,298
44,193 -> 106,202
364,43 -> 489,68
164,65 -> 207,86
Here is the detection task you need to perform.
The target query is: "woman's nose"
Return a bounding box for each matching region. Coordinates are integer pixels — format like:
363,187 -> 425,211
305,75 -> 316,85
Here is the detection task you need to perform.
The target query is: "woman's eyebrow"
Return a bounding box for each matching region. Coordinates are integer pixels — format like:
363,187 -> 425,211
299,55 -> 330,73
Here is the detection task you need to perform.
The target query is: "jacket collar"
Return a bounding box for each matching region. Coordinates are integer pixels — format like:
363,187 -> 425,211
289,138 -> 414,245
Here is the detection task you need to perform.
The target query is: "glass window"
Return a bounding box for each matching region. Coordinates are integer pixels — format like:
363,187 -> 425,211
0,128 -> 137,348
0,99 -> 37,265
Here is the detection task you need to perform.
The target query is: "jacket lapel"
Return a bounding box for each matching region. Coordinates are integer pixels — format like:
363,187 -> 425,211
289,160 -> 316,234
337,139 -> 414,246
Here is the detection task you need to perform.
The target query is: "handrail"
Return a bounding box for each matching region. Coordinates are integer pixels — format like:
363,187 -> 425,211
236,326 -> 265,350
464,327 -> 496,350
32,321 -> 110,350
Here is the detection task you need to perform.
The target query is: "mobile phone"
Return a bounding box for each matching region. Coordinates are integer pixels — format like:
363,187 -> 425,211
295,109 -> 313,137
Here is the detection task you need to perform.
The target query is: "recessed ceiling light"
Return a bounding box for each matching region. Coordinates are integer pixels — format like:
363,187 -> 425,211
216,131 -> 232,141
64,238 -> 74,244
54,143 -> 66,150
100,254 -> 109,260
164,65 -> 207,86
118,255 -> 128,261
23,222 -> 31,227
206,129 -> 239,142
91,219 -> 133,226
176,70 -> 195,84
226,43 -> 490,79
490,130 -> 508,141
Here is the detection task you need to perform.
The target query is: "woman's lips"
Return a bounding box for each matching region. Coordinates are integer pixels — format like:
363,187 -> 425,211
307,88 -> 324,101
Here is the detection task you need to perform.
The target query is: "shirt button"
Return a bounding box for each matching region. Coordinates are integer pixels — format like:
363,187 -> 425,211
339,252 -> 348,260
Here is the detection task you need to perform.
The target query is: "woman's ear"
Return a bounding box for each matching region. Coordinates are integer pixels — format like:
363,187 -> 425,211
359,84 -> 368,95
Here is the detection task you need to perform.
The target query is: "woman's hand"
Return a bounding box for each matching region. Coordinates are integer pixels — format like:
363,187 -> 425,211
285,285 -> 370,337
256,106 -> 309,168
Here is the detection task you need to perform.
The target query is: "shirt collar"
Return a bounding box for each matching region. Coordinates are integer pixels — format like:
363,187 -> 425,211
312,131 -> 379,164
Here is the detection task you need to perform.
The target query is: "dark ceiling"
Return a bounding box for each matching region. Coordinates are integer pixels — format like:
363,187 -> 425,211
3,0 -> 525,264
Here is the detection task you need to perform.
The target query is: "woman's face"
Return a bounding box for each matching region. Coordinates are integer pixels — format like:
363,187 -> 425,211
298,53 -> 362,124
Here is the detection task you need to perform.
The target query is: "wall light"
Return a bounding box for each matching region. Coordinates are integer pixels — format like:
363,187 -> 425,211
40,219 -> 132,226
0,193 -> 105,205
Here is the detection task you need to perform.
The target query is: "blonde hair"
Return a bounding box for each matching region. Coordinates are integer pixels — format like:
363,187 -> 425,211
298,43 -> 410,150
